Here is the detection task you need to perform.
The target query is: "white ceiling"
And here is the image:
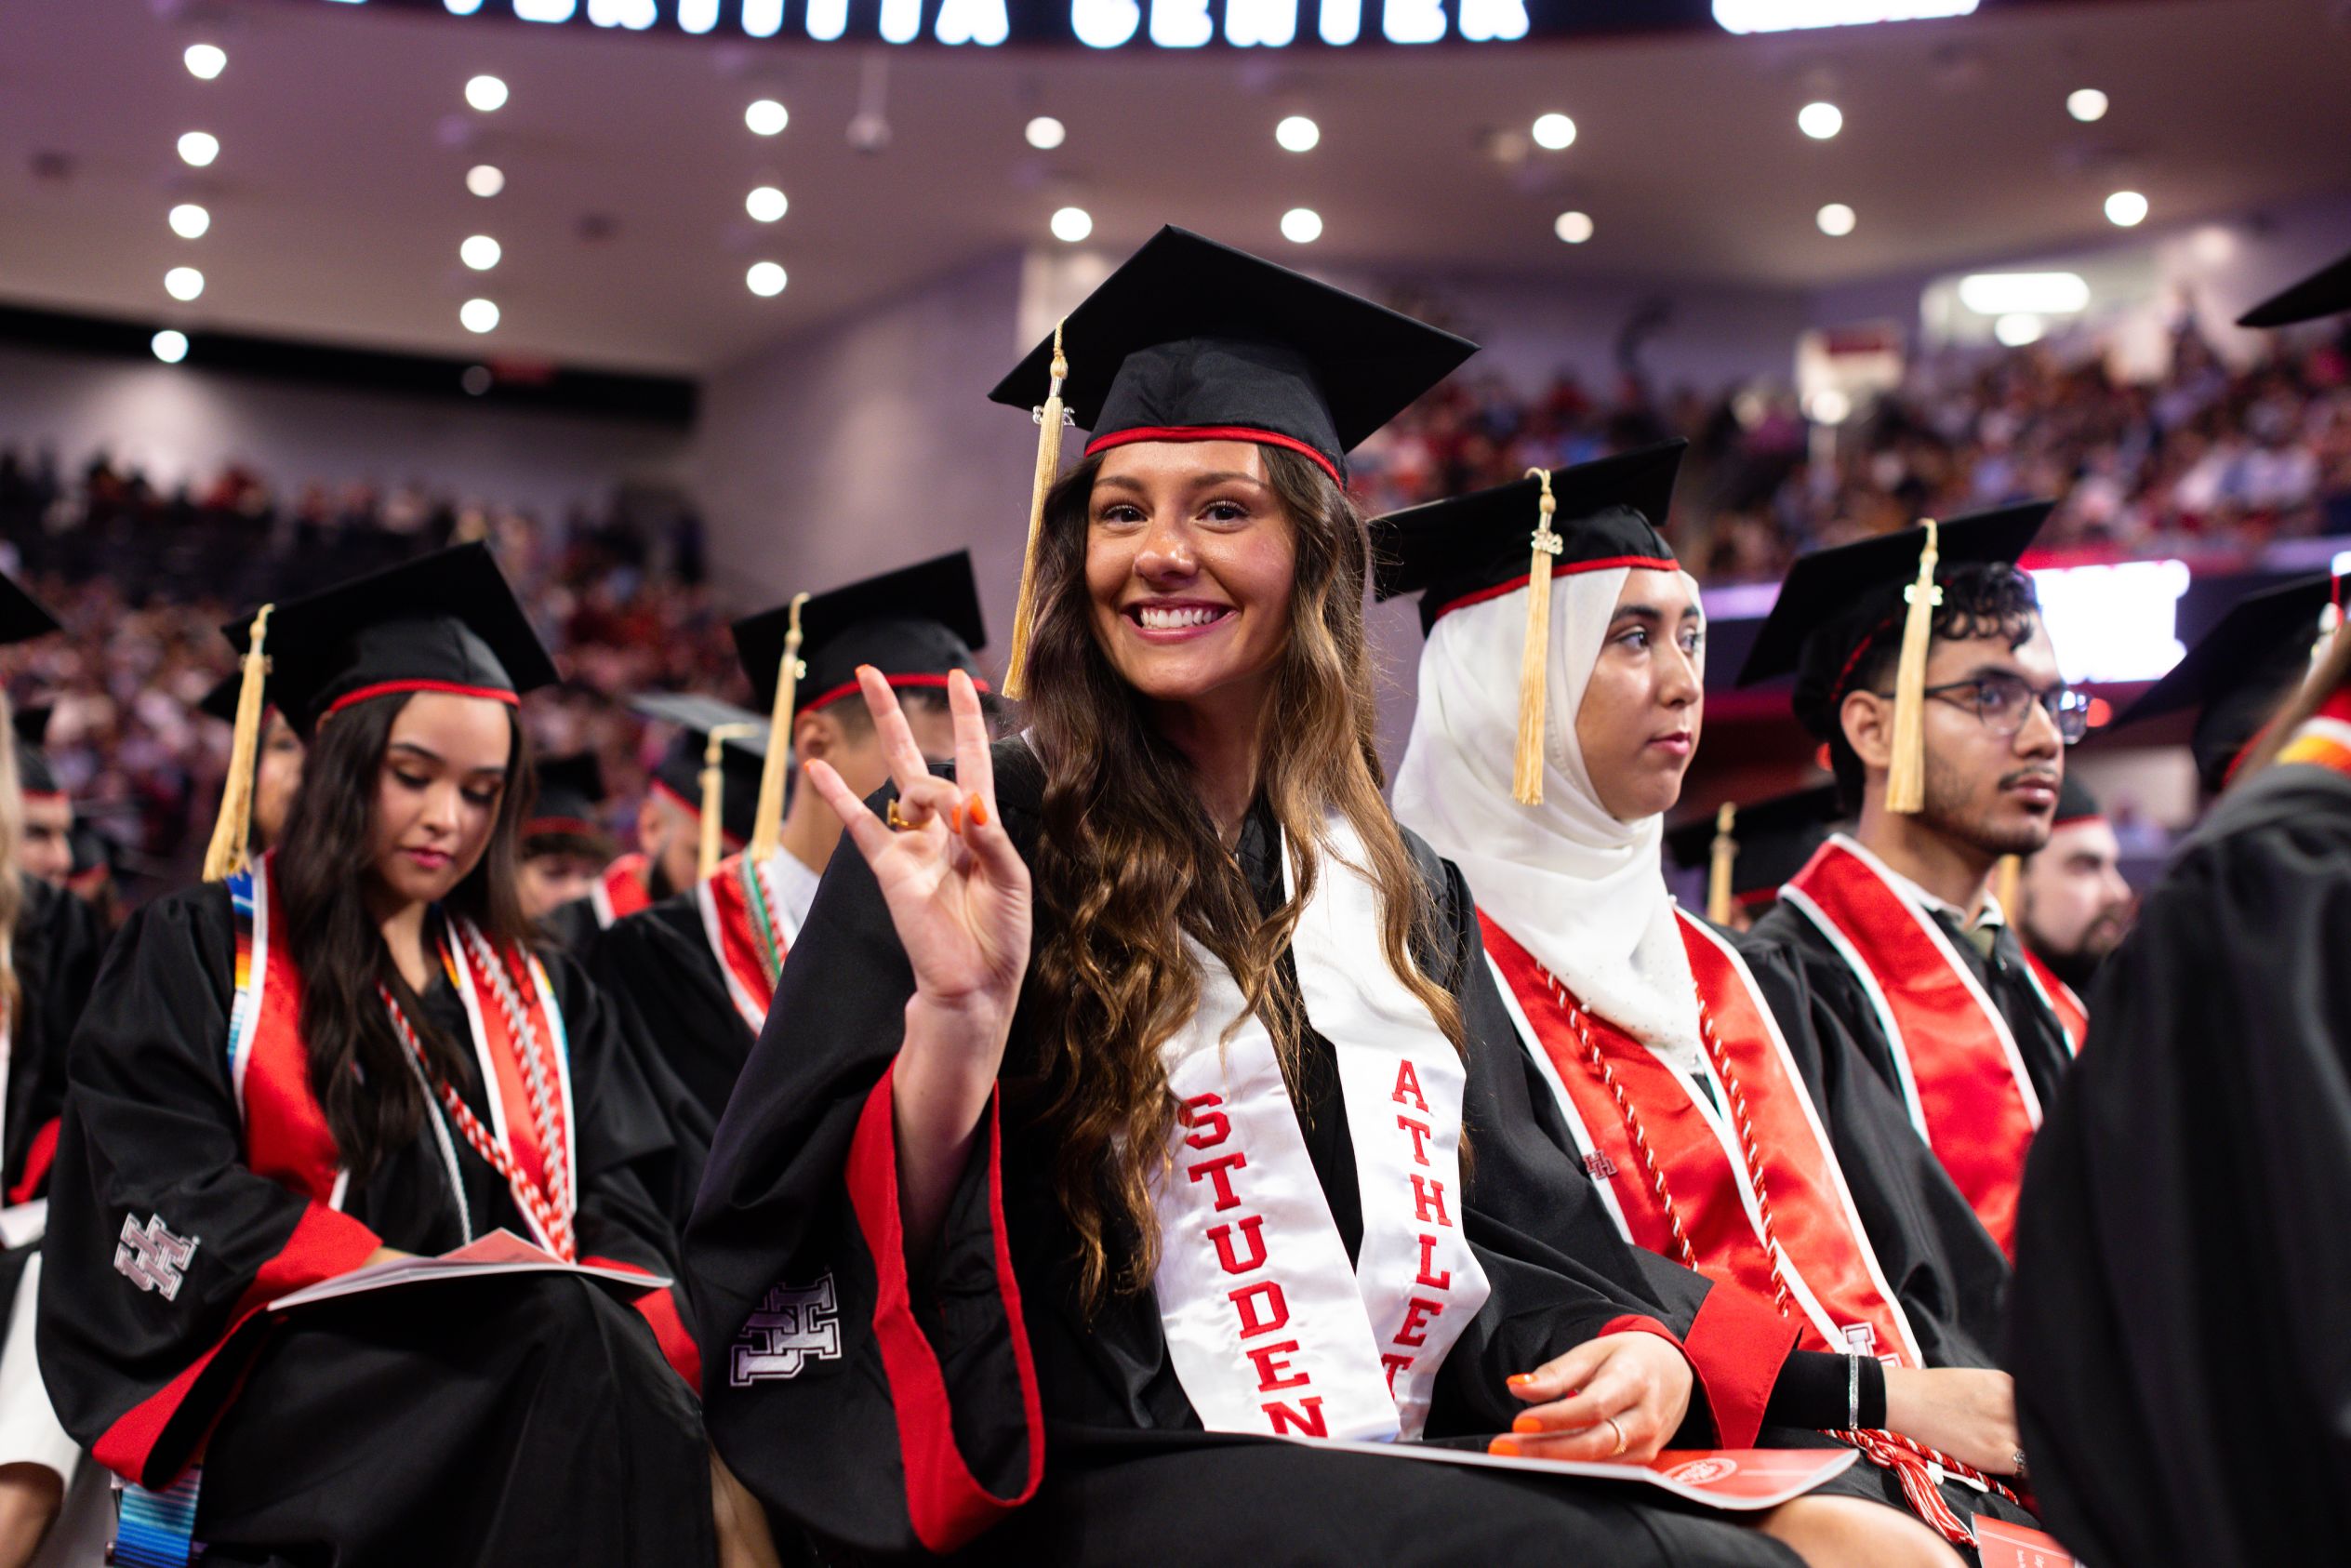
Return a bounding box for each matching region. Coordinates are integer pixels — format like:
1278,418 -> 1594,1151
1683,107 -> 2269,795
3,0 -> 2347,376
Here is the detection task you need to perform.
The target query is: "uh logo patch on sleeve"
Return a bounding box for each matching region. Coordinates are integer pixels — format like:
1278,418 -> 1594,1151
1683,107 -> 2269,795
114,1213 -> 199,1302
730,1272 -> 843,1387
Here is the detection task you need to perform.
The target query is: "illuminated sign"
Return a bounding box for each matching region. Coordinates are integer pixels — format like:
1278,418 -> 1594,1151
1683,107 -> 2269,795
2031,559 -> 2190,686
316,0 -> 2012,47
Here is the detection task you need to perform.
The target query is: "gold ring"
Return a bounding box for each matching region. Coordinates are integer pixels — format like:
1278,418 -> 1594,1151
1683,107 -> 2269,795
1602,1416 -> 1627,1458
885,799 -> 914,831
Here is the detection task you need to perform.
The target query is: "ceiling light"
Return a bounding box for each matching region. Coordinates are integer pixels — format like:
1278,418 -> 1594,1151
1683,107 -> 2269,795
2066,87 -> 2108,123
177,131 -> 219,167
183,44 -> 226,80
1994,313 -> 2046,348
466,164 -> 505,198
1025,115 -> 1066,151
2105,190 -> 2148,228
465,75 -> 509,113
1276,114 -> 1321,153
151,330 -> 189,365
1816,202 -> 1857,237
460,234 -> 502,271
167,204 -> 211,240
1798,101 -> 1842,140
1806,388 -> 1853,425
460,298 -> 500,333
1281,207 -> 1323,244
745,99 -> 789,136
1554,210 -> 1594,245
746,261 -> 788,297
1714,0 -> 1980,32
1531,113 -> 1576,151
164,266 -> 205,301
1050,206 -> 1093,243
746,186 -> 788,222
1958,272 -> 2090,315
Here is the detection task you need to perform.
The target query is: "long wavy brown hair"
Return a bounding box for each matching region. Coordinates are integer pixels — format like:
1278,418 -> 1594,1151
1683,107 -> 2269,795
1022,444 -> 1466,1309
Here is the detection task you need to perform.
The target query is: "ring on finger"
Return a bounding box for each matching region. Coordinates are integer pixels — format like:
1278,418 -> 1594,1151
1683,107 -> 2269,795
1602,1416 -> 1627,1458
885,799 -> 915,831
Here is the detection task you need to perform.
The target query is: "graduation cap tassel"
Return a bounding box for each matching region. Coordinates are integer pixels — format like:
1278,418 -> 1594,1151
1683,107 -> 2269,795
1513,469 -> 1564,806
748,591 -> 810,866
203,605 -> 274,883
1885,518 -> 1943,816
1707,803 -> 1738,926
698,722 -> 761,883
1003,319 -> 1069,703
1993,853 -> 2022,918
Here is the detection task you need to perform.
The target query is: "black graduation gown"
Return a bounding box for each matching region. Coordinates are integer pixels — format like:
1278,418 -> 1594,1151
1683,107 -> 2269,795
35,884 -> 714,1568
689,742 -> 1895,1567
1750,902 -> 2076,1150
0,870 -> 107,1323
540,894 -> 605,957
2008,761 -> 2351,1566
585,891 -> 750,1230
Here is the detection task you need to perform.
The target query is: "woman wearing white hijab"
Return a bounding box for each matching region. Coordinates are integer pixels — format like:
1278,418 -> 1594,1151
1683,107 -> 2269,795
1381,445 -> 2053,1562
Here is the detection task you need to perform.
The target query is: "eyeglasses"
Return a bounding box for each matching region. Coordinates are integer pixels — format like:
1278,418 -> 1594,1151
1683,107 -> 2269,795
1914,674 -> 2092,745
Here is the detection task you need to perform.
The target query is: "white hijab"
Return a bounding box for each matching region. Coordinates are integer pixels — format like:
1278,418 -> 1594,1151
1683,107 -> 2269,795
1392,562 -> 1707,1071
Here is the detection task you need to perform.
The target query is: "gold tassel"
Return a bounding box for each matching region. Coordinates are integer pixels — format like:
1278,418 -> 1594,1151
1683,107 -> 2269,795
1002,319 -> 1069,701
697,721 -> 762,882
1885,518 -> 1942,816
1993,853 -> 2022,917
1707,802 -> 1738,926
748,592 -> 810,865
203,605 -> 274,882
1512,468 -> 1564,805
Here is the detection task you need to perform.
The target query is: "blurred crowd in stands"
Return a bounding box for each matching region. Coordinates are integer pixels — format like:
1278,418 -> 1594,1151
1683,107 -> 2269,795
6,311 -> 2347,902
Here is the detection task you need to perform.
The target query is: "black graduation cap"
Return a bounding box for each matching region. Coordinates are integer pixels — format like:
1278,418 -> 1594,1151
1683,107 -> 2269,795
1666,782 -> 1841,919
1371,441 -> 1688,632
0,577 -> 60,648
2238,247 -> 2351,328
631,693 -> 766,853
2052,772 -> 2103,829
12,704 -> 60,802
730,550 -> 989,722
525,751 -> 611,848
2115,575 -> 2335,795
990,226 -> 1476,485
221,542 -> 558,739
1735,502 -> 2055,735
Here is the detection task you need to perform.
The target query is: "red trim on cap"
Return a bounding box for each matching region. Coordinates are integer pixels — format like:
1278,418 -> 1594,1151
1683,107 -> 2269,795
1083,425 -> 1342,485
800,671 -> 994,715
646,779 -> 745,849
523,816 -> 605,843
322,679 -> 519,722
1428,556 -> 1680,624
2050,813 -> 2108,831
1829,611 -> 1905,703
18,790 -> 66,806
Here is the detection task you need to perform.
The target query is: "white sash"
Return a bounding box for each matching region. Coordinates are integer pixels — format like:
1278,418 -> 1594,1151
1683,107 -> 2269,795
1150,820 -> 1490,1442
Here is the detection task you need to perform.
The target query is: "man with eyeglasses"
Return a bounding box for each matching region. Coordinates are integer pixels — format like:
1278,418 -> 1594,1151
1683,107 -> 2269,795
1734,505 -> 2080,1256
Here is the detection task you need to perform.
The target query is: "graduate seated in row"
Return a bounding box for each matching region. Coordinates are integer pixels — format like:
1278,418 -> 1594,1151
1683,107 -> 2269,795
691,228 -> 1986,1567
1375,448 -> 2035,1549
201,674 -> 306,860
1733,512 -> 2088,1255
35,544 -> 757,1567
591,551 -> 990,1231
0,580 -> 109,1568
1665,784 -> 1842,936
2009,776 -> 2132,997
517,750 -> 622,928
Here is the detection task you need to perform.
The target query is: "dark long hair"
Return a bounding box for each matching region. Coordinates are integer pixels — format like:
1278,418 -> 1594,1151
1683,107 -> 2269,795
276,692 -> 537,1180
1023,445 -> 1465,1309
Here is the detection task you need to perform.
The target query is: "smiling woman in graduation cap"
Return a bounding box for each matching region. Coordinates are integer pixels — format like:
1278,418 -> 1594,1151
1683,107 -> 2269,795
34,544 -> 737,1567
695,228 -> 1933,1567
1379,449 -> 2046,1560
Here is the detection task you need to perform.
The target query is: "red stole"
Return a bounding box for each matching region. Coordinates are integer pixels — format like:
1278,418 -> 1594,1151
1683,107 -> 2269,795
590,851 -> 653,929
694,851 -> 797,1031
1779,835 -> 2043,1255
1483,910 -> 1921,1369
2018,950 -> 2088,1056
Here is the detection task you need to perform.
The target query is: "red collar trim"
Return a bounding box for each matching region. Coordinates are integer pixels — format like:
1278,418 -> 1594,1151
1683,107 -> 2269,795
799,670 -> 992,716
1083,425 -> 1342,485
1428,556 -> 1681,623
322,680 -> 519,723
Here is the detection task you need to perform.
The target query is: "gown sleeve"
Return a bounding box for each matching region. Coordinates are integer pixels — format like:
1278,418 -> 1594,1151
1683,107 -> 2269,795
1416,850 -> 1800,1450
685,740 -> 1045,1559
2008,775 -> 2351,1568
548,950 -> 702,1385
35,887 -> 383,1488
6,872 -> 107,1203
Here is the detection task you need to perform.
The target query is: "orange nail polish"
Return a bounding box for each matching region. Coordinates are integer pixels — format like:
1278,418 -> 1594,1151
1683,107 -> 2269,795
952,801 -> 966,833
1506,1373 -> 1536,1388
1511,1414 -> 1544,1435
970,797 -> 989,828
1489,1438 -> 1521,1457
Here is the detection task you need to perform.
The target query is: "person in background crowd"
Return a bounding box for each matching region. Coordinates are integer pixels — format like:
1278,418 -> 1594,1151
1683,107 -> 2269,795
517,751 -> 618,928
7,713 -> 69,891
2012,776 -> 2132,995
37,545 -> 748,1567
591,552 -> 985,1229
2009,242 -> 2351,1568
203,677 -> 307,859
1738,511 -> 2088,1256
1382,449 -> 2034,1554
